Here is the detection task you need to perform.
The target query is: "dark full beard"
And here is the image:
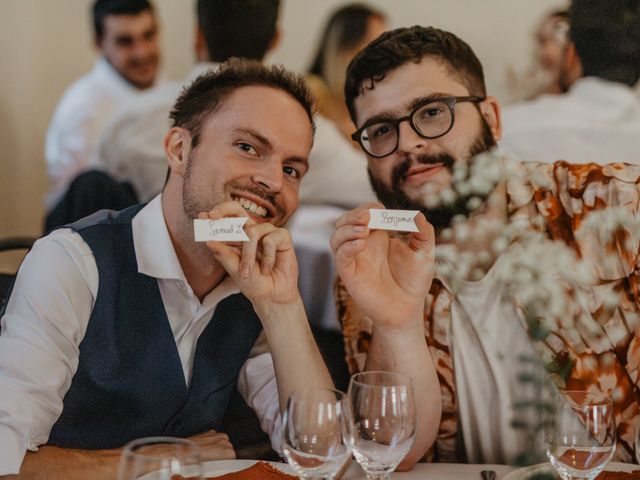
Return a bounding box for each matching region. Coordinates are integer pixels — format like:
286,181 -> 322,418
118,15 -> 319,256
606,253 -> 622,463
368,119 -> 497,231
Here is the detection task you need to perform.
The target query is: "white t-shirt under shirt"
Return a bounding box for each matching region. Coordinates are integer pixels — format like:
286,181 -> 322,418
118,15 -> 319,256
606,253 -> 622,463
446,255 -> 543,464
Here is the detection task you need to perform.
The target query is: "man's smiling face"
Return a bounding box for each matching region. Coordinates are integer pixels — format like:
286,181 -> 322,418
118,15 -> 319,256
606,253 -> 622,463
181,85 -> 313,227
353,56 -> 500,228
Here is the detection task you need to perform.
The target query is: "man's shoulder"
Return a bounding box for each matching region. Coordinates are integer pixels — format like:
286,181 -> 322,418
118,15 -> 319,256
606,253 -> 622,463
51,69 -> 122,125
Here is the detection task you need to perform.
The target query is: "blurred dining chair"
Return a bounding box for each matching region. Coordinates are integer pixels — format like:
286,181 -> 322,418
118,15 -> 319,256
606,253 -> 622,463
0,236 -> 36,314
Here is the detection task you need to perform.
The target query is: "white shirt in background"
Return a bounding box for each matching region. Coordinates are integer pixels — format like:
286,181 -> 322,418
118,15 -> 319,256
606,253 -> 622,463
98,63 -> 218,202
0,195 -> 281,475
300,115 -> 377,209
501,77 -> 640,164
45,58 -> 161,210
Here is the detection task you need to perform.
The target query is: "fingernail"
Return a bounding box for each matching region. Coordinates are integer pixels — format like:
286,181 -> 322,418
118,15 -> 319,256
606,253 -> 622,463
241,265 -> 251,278
353,226 -> 365,233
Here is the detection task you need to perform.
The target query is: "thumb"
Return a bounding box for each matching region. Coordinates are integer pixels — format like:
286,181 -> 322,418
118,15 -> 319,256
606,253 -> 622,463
206,240 -> 241,276
408,212 -> 435,262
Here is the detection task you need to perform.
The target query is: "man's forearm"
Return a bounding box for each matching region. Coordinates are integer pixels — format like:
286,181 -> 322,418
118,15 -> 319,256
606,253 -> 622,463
1,445 -> 122,480
254,295 -> 334,413
366,316 -> 442,469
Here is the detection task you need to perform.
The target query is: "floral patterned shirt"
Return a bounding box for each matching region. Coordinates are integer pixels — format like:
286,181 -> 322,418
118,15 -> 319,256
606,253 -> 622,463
337,161 -> 640,463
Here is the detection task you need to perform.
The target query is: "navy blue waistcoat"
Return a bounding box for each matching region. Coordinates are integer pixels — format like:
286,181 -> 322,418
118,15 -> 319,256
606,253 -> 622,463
47,205 -> 263,449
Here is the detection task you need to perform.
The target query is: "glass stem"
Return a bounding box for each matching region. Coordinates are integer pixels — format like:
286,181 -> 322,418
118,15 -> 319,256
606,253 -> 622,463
366,474 -> 391,480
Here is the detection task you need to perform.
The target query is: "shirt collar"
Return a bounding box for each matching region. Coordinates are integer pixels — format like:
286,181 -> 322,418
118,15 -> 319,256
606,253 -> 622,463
93,57 -> 141,96
131,194 -> 241,302
132,194 -> 186,281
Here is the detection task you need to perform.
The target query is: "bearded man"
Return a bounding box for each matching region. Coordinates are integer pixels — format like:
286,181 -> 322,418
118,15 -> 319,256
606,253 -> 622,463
332,24 -> 640,466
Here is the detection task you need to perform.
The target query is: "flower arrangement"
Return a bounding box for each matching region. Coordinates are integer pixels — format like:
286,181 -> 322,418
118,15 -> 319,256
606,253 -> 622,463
423,149 -> 638,467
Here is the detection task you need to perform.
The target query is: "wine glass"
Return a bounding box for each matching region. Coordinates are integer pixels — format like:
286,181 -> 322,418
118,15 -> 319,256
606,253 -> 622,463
545,391 -> 616,480
346,371 -> 416,480
281,388 -> 351,479
116,436 -> 204,480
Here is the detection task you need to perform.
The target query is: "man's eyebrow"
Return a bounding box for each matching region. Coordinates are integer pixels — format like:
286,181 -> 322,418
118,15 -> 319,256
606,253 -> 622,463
233,128 -> 273,150
234,127 -> 308,169
360,93 -> 452,128
286,155 -> 309,170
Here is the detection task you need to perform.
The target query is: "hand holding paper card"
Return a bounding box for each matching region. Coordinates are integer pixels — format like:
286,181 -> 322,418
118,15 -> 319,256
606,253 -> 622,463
194,218 -> 250,242
368,208 -> 419,232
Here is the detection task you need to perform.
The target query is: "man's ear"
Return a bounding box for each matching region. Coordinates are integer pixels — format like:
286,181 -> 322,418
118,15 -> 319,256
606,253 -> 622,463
194,26 -> 208,61
94,34 -> 103,51
164,127 -> 192,178
559,42 -> 583,90
267,27 -> 282,54
479,96 -> 502,142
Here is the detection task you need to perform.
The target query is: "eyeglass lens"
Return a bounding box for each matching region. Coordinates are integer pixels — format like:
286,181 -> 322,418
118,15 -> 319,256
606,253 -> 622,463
360,100 -> 453,157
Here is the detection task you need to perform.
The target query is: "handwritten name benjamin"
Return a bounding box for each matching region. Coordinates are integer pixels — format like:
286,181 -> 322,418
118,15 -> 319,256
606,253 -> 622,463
380,211 -> 415,227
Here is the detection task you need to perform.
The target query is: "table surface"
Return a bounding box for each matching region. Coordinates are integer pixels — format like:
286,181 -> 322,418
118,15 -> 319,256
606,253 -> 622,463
341,462 -> 515,479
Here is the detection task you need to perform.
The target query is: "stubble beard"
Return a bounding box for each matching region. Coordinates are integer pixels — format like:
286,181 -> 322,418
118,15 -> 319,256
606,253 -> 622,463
368,118 -> 497,231
181,151 -> 287,225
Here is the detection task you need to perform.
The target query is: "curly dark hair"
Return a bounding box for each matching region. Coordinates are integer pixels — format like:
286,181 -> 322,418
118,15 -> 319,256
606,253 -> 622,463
569,0 -> 640,86
344,26 -> 486,123
170,59 -> 315,148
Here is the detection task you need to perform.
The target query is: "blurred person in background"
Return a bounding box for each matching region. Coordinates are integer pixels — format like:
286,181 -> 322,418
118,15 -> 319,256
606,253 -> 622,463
501,0 -> 640,164
300,3 -> 386,208
504,9 -> 575,102
98,0 -> 281,203
45,0 -> 161,221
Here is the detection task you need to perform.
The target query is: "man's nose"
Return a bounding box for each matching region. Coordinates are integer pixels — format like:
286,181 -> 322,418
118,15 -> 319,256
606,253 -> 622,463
396,120 -> 428,155
132,38 -> 154,59
252,162 -> 283,192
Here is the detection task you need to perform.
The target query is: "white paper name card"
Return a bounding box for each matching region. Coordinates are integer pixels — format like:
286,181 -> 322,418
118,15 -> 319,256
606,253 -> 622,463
368,209 -> 419,232
193,218 -> 249,242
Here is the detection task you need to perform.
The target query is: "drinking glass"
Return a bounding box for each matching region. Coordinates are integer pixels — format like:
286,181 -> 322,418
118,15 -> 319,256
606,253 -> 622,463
282,388 -> 351,479
346,371 -> 416,480
545,391 -> 616,480
116,436 -> 204,480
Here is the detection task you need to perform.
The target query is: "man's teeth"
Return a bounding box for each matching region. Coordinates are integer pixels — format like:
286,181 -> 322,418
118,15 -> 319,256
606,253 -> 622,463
232,196 -> 268,218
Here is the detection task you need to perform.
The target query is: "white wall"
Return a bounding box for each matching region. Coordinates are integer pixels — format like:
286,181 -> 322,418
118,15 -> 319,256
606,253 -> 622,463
0,0 -> 566,241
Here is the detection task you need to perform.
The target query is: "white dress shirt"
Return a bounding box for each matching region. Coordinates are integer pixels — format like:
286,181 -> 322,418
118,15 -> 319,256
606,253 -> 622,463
0,195 -> 281,475
45,58 -> 160,209
501,77 -> 640,164
98,63 -> 218,202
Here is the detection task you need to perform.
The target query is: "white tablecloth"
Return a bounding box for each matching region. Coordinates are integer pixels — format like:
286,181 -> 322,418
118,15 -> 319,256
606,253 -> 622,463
341,462 -> 514,479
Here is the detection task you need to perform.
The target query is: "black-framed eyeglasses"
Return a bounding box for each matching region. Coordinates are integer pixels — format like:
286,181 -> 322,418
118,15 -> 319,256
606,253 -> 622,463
351,96 -> 485,158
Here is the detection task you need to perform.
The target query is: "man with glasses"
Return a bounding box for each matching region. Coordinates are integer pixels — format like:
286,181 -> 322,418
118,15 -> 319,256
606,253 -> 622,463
332,25 -> 640,467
